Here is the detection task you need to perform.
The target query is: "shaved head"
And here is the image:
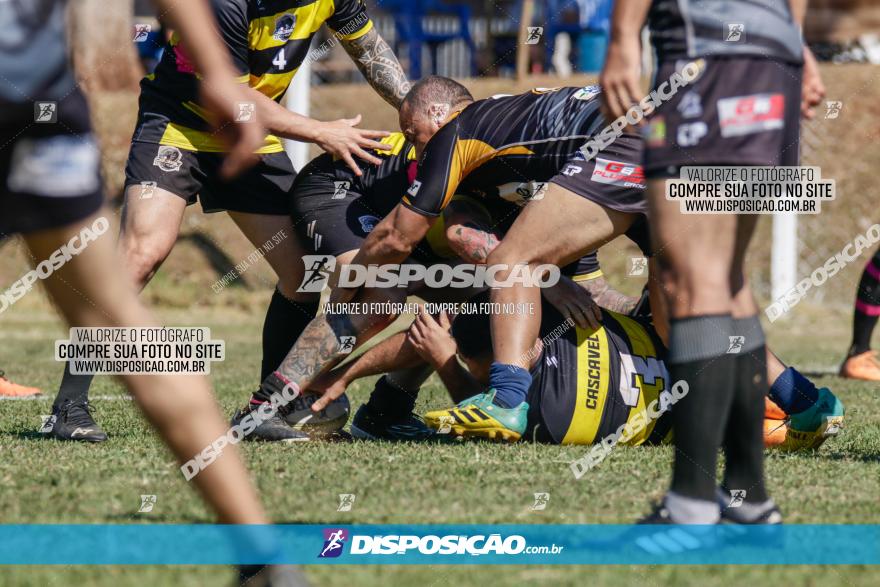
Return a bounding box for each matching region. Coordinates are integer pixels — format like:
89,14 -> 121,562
400,76 -> 474,155
401,76 -> 474,117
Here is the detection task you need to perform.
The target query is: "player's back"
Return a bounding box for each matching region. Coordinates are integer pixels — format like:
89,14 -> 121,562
451,86 -> 606,177
403,86 -> 609,216
527,304 -> 671,447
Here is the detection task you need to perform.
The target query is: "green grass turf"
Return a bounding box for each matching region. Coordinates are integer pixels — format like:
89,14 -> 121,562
0,306 -> 878,586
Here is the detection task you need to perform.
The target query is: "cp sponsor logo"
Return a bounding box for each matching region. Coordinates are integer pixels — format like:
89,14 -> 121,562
590,158 -> 645,189
717,93 -> 784,138
319,528 -> 348,558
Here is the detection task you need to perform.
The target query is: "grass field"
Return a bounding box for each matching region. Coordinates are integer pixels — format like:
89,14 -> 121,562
0,299 -> 878,586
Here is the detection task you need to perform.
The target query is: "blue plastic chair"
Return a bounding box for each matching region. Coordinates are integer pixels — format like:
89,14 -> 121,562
380,0 -> 477,78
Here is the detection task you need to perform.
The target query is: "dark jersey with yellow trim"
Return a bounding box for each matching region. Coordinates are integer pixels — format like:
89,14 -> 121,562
299,131 -> 417,215
527,303 -> 670,446
402,87 -> 606,216
134,0 -> 372,153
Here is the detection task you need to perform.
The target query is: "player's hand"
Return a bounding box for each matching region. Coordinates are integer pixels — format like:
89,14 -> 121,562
308,371 -> 348,411
801,46 -> 826,120
199,76 -> 265,179
543,277 -> 602,331
314,115 -> 391,176
599,36 -> 643,125
407,310 -> 457,368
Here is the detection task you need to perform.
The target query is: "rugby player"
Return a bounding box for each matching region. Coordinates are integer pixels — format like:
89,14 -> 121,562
250,79 -> 662,432
839,246 -> 880,381
312,292 -> 842,455
600,0 -> 824,524
2,1 -> 306,584
240,131 -> 622,438
50,0 -> 411,442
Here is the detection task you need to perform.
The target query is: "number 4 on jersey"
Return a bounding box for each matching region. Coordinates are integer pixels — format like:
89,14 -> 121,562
273,48 -> 287,70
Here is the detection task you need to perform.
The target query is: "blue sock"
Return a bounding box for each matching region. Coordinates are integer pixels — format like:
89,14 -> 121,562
768,367 -> 819,414
488,362 -> 531,408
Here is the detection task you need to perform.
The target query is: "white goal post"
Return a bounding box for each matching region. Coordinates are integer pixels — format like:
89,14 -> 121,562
282,59 -> 312,172
771,213 -> 799,307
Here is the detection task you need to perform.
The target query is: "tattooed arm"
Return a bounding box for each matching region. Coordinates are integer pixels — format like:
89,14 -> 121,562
341,27 -> 411,110
576,276 -> 639,315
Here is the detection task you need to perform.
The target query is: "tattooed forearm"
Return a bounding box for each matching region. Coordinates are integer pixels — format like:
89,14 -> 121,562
450,223 -> 501,263
341,28 -> 411,109
578,277 -> 639,315
275,312 -> 357,389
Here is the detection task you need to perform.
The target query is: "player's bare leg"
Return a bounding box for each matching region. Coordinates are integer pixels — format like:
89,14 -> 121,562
487,184 -> 632,370
119,185 -> 189,288
50,185 -> 188,441
24,212 -> 267,525
420,184 -> 635,441
645,177 -> 738,524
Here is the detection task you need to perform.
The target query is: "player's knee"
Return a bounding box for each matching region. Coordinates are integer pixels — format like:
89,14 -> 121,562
658,262 -> 728,306
486,242 -> 528,269
120,233 -> 172,285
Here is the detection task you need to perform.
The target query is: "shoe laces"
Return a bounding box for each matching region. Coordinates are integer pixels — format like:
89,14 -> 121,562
59,401 -> 97,427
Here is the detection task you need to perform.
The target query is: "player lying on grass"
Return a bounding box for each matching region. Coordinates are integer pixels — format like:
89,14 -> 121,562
275,124 -> 840,448
2,0 -> 306,584
309,291 -> 843,452
49,0 -> 410,442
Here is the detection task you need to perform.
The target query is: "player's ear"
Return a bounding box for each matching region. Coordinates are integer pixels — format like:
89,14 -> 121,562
428,102 -> 450,128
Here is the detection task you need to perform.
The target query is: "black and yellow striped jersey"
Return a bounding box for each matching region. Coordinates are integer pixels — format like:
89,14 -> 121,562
402,86 -> 606,216
134,0 -> 373,154
527,304 -> 670,446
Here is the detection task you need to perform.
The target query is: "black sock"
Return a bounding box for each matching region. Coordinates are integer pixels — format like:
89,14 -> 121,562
849,248 -> 880,355
365,376 -> 417,421
668,315 -> 736,502
53,362 -> 94,410
722,317 -> 769,504
252,290 -> 319,402
850,313 -> 879,356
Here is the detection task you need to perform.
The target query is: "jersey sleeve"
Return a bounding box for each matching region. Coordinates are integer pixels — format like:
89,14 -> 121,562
562,252 -> 603,282
211,0 -> 250,78
326,0 -> 373,41
401,122 -> 468,217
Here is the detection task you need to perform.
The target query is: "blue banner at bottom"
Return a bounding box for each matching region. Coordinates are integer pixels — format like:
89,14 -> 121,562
0,525 -> 877,565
